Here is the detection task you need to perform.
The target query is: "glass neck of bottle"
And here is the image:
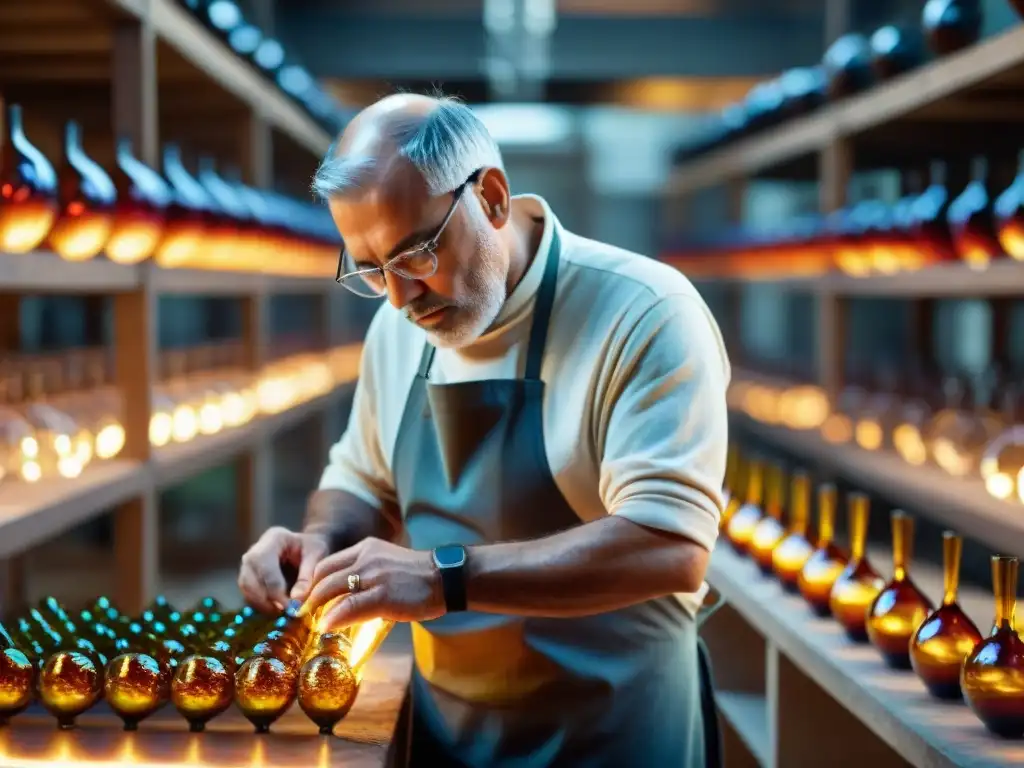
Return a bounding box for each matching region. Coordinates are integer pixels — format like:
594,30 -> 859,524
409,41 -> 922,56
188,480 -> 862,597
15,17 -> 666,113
993,556 -> 1019,632
789,476 -> 809,536
891,512 -> 913,582
746,465 -> 763,506
942,532 -> 961,606
849,496 -> 869,561
817,487 -> 836,546
765,467 -> 784,520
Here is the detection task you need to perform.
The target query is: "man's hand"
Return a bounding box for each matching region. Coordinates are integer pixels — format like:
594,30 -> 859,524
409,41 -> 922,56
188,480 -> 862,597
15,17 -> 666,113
238,527 -> 330,613
300,537 -> 445,630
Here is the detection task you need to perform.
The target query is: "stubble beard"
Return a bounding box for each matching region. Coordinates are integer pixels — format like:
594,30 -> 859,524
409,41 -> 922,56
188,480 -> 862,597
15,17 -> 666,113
426,243 -> 506,349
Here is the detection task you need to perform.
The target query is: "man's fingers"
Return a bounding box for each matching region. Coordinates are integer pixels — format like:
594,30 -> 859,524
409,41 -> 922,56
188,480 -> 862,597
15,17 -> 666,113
290,537 -> 330,601
310,547 -> 360,590
318,587 -> 384,631
238,565 -> 277,614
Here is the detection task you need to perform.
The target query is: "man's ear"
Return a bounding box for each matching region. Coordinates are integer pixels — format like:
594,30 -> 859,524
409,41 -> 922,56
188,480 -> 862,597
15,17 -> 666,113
476,167 -> 511,227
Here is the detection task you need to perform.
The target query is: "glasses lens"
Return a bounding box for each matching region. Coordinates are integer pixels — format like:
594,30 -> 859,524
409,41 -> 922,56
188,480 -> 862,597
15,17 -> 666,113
341,272 -> 386,297
392,248 -> 437,280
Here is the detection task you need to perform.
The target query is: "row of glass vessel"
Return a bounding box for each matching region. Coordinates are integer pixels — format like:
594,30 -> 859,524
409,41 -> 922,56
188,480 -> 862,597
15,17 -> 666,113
0,594 -> 391,734
722,452 -> 1024,738
0,102 -> 338,275
670,153 -> 1024,279
0,343 -> 361,487
728,371 -> 1024,504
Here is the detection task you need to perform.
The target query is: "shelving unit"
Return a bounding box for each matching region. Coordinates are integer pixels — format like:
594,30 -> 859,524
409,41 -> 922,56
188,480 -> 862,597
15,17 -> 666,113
704,542 -> 1016,768
0,0 -> 359,616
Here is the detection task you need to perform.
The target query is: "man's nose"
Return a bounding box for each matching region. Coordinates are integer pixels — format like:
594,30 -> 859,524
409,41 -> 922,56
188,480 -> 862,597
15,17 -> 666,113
384,272 -> 425,310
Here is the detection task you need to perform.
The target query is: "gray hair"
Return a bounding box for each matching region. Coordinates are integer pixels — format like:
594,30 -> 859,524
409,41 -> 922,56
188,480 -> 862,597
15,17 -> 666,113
312,96 -> 504,200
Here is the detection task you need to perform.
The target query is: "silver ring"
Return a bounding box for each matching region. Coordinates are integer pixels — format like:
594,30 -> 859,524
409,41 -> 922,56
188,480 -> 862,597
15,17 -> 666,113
347,573 -> 361,593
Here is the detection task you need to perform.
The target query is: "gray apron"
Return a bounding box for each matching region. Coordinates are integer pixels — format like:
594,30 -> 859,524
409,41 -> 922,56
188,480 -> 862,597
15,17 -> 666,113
391,227 -> 721,767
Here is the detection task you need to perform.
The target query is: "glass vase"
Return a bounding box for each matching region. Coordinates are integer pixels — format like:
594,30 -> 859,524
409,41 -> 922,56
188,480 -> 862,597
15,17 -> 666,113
866,511 -> 934,668
963,556 -> 1024,738
726,460 -> 764,555
910,532 -> 982,699
749,464 -> 787,574
799,484 -> 848,616
773,472 -> 815,592
829,493 -> 884,641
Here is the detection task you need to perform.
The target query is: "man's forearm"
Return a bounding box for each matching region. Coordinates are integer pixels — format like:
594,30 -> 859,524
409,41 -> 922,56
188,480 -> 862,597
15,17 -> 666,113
464,516 -> 709,618
304,489 -> 400,550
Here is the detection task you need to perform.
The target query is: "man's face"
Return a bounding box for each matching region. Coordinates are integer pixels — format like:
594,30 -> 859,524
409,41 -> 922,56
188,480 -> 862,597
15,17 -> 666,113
330,166 -> 508,348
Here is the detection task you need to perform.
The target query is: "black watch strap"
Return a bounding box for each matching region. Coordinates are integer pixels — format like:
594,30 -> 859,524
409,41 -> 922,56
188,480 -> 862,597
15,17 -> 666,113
433,545 -> 468,613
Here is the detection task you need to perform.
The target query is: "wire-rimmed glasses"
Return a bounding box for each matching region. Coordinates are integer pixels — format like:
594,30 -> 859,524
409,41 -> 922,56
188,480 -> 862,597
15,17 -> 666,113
335,171 -> 481,298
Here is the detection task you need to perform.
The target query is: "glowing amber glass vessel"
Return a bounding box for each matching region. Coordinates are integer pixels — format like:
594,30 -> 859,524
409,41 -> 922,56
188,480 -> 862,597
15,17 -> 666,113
866,511 -> 934,668
995,149 -> 1024,261
38,650 -> 103,728
46,121 -> 116,263
910,532 -> 982,699
963,556 -> 1024,738
0,620 -> 34,724
829,493 -> 884,641
105,138 -> 169,265
298,615 -> 394,734
726,460 -> 764,554
773,472 -> 815,592
235,601 -> 310,733
104,652 -> 168,730
0,103 -> 57,253
749,464 -> 788,574
799,484 -> 848,616
720,452 -> 745,533
172,655 -> 234,732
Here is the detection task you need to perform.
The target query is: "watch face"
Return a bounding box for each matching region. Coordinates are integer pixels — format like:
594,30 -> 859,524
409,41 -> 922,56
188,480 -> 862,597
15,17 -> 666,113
434,545 -> 466,569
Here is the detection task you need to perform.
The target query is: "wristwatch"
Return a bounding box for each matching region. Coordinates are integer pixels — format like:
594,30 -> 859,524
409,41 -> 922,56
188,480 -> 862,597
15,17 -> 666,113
432,544 -> 468,613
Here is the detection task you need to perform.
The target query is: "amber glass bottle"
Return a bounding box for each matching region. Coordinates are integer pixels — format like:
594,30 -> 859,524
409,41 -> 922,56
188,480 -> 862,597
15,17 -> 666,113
866,512 -> 934,668
234,600 -> 310,733
772,472 -> 815,592
799,485 -> 848,616
0,103 -> 58,253
910,532 -> 982,699
726,460 -> 764,554
0,620 -> 34,724
750,465 -> 787,574
38,650 -> 103,728
104,653 -> 168,730
829,493 -> 884,641
963,556 -> 1024,738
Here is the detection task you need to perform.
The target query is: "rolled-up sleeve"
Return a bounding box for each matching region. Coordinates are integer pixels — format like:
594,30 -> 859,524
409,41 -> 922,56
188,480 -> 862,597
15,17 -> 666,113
597,293 -> 730,553
318,312 -> 397,509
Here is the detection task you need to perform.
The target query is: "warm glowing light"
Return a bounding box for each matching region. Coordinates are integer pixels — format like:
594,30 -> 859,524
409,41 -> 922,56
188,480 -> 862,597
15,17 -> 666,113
821,414 -> 853,444
0,205 -> 56,252
149,412 -> 173,447
893,424 -> 928,466
95,423 -> 126,459
986,472 -> 1015,501
854,419 -> 884,451
171,406 -> 198,443
105,222 -> 164,265
999,223 -> 1024,261
19,461 -> 41,483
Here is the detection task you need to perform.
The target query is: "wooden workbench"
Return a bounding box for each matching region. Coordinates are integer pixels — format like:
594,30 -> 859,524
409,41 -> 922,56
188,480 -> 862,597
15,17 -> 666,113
0,630 -> 413,768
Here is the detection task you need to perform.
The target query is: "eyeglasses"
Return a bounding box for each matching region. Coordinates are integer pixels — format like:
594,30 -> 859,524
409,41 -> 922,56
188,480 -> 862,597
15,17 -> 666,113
335,170 -> 482,298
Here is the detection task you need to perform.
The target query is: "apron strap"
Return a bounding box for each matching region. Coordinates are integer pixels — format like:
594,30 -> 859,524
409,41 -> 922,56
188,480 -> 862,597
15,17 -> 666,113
697,637 -> 724,768
418,344 -> 437,378
524,226 -> 562,381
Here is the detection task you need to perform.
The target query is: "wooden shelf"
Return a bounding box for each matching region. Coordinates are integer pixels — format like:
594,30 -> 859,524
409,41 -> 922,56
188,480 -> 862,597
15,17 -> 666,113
666,24 -> 1024,195
730,412 -> 1024,559
105,0 -> 331,156
689,261 -> 1024,297
708,543 -> 1015,768
0,251 -> 334,296
717,691 -> 771,766
0,345 -> 361,565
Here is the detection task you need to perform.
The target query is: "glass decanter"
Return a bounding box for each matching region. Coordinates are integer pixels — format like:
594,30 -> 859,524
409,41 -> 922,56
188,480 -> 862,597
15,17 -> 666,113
750,464 -> 788,575
19,359 -> 83,481
820,381 -> 868,445
773,472 -> 815,593
963,556 -> 1024,738
995,148 -> 1024,261
105,138 -> 170,265
0,103 -> 58,253
866,511 -> 934,669
980,385 -> 1024,502
922,0 -> 982,56
0,369 -> 35,487
910,532 -> 982,699
854,370 -> 903,453
925,374 -> 1004,478
726,460 -> 764,555
948,155 -> 1003,271
829,493 -> 884,642
154,145 -> 207,269
46,121 -> 116,263
799,484 -> 848,616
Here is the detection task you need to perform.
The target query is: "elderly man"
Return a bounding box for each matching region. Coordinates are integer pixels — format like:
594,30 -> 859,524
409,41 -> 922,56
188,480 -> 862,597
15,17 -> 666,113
238,93 -> 730,767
